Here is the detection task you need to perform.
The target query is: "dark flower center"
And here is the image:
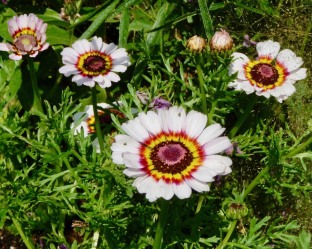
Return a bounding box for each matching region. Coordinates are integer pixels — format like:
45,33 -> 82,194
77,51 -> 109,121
250,63 -> 279,86
84,56 -> 106,72
150,141 -> 193,174
15,34 -> 37,52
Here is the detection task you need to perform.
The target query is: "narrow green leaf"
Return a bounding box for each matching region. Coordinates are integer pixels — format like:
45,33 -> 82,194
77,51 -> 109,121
234,2 -> 265,15
198,0 -> 213,39
209,2 -> 225,10
7,68 -> 22,104
119,8 -> 130,48
146,11 -> 199,33
80,0 -> 120,40
106,0 -> 143,21
130,56 -> 148,87
146,2 -> 177,52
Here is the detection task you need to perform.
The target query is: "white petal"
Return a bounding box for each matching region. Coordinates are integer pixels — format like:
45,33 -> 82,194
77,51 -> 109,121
111,64 -> 127,73
255,90 -> 270,98
206,155 -> 232,168
40,43 -> 49,51
111,134 -> 141,153
91,36 -> 103,51
277,49 -> 303,72
204,137 -> 232,155
123,168 -> 145,177
172,181 -> 192,199
241,80 -> 257,94
191,167 -> 216,182
105,72 -> 120,82
122,152 -> 144,169
9,53 -> 23,60
61,47 -> 79,58
110,48 -> 128,59
113,56 -> 130,65
138,111 -> 162,136
167,106 -> 186,133
196,124 -> 225,146
229,52 -> 249,80
98,77 -> 112,88
59,65 -> 79,77
185,177 -> 210,192
81,78 -> 95,87
155,179 -> 174,200
104,43 -> 118,55
267,83 -> 296,101
183,110 -> 207,138
287,68 -> 307,83
92,137 -> 101,153
29,51 -> 39,58
256,40 -> 280,59
121,118 -> 150,143
157,109 -> 169,133
0,43 -> 10,51
72,40 -> 87,54
112,151 -> 124,164
202,158 -> 226,174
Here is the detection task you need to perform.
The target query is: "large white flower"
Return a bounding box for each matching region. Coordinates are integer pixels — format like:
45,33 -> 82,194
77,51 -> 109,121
111,106 -> 232,202
71,103 -> 126,137
228,40 -> 307,102
59,36 -> 130,88
0,13 -> 49,60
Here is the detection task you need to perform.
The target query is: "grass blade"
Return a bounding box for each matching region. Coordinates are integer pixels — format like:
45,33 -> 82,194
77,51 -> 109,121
119,8 -> 130,48
198,0 -> 213,39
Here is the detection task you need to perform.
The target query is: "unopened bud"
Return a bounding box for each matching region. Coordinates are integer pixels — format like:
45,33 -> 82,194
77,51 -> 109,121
64,0 -> 78,18
187,35 -> 207,52
209,29 -> 233,52
225,203 -> 248,220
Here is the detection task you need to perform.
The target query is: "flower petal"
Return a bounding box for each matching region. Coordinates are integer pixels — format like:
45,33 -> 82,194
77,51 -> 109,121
287,68 -> 307,83
122,152 -> 144,169
121,118 -> 150,143
197,124 -> 226,146
183,110 -> 207,138
256,40 -> 280,59
277,49 -> 303,72
138,111 -> 162,136
172,181 -> 192,199
185,177 -> 210,192
167,106 -> 186,133
204,137 -> 232,155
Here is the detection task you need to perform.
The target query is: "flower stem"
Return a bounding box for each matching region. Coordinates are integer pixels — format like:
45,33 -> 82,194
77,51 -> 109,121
8,210 -> 35,249
27,56 -> 44,113
91,229 -> 101,249
228,94 -> 258,139
153,199 -> 170,249
195,55 -> 208,115
216,220 -> 237,249
91,87 -> 105,153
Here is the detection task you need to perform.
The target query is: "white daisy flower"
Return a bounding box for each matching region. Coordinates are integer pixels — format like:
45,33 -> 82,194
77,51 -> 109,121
59,36 -> 130,88
228,40 -> 307,102
71,103 -> 126,137
111,106 -> 233,202
0,13 -> 49,60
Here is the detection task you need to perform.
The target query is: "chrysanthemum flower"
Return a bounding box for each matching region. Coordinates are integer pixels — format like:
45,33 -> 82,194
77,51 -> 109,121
228,40 -> 307,102
111,106 -> 232,202
0,14 -> 49,60
71,103 -> 126,137
59,36 -> 130,88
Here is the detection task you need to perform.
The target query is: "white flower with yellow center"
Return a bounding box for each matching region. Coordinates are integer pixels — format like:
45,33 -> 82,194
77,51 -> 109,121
228,40 -> 307,102
0,14 -> 49,60
59,36 -> 130,88
111,106 -> 232,202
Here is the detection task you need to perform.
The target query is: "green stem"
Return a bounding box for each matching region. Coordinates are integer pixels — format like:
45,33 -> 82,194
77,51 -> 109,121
226,242 -> 252,249
91,229 -> 101,249
153,199 -> 170,249
91,87 -> 105,153
8,210 -> 35,249
195,55 -> 208,115
216,220 -> 237,249
228,94 -> 258,139
195,194 -> 205,213
283,136 -> 312,158
300,17 -> 312,57
27,56 -> 44,113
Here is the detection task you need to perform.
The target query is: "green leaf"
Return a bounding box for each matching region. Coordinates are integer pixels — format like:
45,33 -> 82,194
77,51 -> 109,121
257,0 -> 279,16
130,56 -> 147,87
36,8 -> 70,27
209,2 -> 225,10
106,0 -> 143,21
199,236 -> 220,246
146,2 -> 177,52
119,8 -> 130,48
46,25 -> 74,46
234,2 -> 265,15
198,0 -> 213,39
129,19 -> 154,32
7,68 -> 22,104
80,0 -> 120,40
297,230 -> 311,249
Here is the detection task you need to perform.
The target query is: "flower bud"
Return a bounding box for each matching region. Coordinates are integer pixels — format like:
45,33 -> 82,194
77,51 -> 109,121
64,0 -> 78,18
187,35 -> 207,52
224,202 -> 248,220
209,29 -> 233,52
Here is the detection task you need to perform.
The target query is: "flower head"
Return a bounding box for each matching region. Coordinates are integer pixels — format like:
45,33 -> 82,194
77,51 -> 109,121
149,97 -> 171,111
243,34 -> 257,47
187,35 -> 207,52
228,40 -> 307,102
71,103 -> 126,137
0,14 -> 49,60
111,106 -> 232,202
209,29 -> 233,52
59,36 -> 130,88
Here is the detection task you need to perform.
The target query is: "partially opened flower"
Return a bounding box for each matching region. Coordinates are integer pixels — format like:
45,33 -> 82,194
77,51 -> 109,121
111,106 -> 232,202
59,36 -> 130,88
0,14 -> 49,60
71,103 -> 126,137
228,40 -> 307,102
